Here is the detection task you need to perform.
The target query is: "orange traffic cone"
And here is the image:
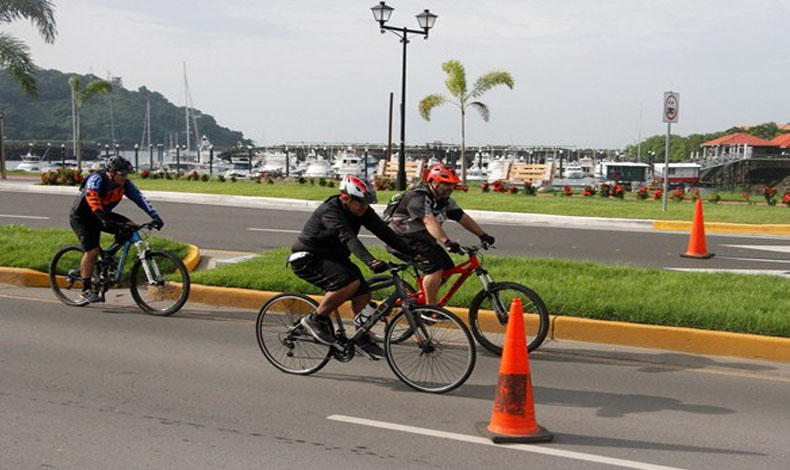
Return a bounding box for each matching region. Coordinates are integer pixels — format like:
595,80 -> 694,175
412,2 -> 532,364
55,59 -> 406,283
681,199 -> 714,259
477,297 -> 553,444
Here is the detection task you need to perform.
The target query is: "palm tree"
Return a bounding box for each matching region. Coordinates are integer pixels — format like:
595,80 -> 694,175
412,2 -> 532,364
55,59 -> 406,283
418,59 -> 514,184
0,0 -> 57,98
69,76 -> 112,171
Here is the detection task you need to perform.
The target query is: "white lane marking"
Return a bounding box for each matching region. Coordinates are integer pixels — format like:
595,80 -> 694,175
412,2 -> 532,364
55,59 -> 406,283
0,214 -> 50,220
716,256 -> 790,264
665,268 -> 789,277
327,414 -> 689,470
721,244 -> 790,254
247,228 -> 376,238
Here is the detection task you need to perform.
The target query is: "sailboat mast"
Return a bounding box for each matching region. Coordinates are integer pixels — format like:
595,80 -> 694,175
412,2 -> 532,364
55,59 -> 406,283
183,62 -> 190,151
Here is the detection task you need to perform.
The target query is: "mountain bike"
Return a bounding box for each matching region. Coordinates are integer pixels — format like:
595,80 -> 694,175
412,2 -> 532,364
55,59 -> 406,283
367,243 -> 549,355
255,261 -> 476,394
49,222 -> 190,316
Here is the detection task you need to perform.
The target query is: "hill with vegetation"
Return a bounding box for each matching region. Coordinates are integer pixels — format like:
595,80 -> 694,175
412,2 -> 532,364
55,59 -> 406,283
0,68 -> 250,151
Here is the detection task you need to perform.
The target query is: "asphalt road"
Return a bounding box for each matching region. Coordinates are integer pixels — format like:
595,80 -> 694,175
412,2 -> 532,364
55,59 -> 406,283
2,286 -> 789,470
2,191 -> 789,273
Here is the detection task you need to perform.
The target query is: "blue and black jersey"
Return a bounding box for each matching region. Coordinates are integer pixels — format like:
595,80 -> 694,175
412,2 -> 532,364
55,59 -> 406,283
70,170 -> 159,220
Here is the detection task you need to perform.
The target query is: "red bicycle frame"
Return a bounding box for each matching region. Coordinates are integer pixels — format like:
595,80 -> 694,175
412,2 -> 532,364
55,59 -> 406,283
406,253 -> 482,306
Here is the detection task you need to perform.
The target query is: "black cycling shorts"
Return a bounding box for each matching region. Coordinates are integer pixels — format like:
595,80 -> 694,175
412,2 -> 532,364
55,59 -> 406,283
69,212 -> 132,251
389,238 -> 454,274
290,253 -> 369,296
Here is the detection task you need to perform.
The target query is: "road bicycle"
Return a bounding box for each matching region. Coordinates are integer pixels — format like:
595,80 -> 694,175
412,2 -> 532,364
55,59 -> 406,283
255,261 -> 476,394
367,243 -> 549,355
49,222 -> 190,316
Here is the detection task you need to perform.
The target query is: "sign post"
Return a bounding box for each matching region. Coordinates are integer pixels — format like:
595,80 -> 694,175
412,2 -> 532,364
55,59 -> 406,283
662,91 -> 679,211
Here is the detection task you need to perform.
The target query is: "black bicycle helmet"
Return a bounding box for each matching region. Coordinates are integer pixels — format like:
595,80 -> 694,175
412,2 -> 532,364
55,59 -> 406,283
107,155 -> 134,174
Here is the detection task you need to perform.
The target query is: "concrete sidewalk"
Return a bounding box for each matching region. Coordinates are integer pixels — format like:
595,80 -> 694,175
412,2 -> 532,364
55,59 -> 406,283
2,179 -> 789,235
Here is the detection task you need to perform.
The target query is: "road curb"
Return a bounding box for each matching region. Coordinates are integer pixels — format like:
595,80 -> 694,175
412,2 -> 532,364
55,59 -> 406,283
3,267 -> 788,363
183,244 -> 201,272
653,220 -> 790,235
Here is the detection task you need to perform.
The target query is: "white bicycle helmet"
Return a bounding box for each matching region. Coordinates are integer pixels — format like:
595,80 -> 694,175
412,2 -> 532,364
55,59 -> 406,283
340,175 -> 377,204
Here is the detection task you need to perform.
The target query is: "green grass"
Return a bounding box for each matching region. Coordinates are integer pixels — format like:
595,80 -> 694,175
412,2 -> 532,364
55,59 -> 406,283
191,247 -> 790,338
0,224 -> 189,273
130,178 -> 790,224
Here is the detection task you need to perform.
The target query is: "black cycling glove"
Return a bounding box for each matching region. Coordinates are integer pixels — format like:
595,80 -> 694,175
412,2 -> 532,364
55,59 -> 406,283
151,217 -> 164,230
479,233 -> 495,246
444,239 -> 463,254
368,259 -> 390,273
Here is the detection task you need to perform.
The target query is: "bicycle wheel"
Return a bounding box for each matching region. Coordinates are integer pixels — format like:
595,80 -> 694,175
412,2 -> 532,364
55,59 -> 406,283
129,250 -> 190,316
256,293 -> 330,375
468,282 -> 549,355
49,245 -> 89,306
385,306 -> 475,394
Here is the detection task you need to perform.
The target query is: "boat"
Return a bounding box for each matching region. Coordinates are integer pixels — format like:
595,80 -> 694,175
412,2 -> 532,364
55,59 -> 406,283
562,165 -> 584,179
303,154 -> 332,178
257,150 -> 298,176
16,152 -> 45,172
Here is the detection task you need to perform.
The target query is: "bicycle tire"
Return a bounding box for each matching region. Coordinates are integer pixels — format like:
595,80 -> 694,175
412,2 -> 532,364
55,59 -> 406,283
468,282 -> 549,355
129,250 -> 190,316
256,293 -> 330,375
49,245 -> 89,307
385,306 -> 476,394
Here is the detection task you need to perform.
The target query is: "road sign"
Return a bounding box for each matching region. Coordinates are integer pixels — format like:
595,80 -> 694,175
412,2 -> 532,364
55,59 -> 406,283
663,91 -> 679,123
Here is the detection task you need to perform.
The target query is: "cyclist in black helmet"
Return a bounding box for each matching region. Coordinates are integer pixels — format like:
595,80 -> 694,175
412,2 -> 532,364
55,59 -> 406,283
69,155 -> 164,303
289,175 -> 416,356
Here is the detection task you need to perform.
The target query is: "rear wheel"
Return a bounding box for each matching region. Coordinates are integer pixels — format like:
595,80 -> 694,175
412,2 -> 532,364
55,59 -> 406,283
468,282 -> 549,355
49,245 -> 88,306
129,250 -> 190,316
385,306 -> 475,394
256,293 -> 330,375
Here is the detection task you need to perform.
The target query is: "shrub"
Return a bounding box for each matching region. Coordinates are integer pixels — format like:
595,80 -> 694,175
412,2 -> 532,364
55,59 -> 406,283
327,181 -> 335,188
481,182 -> 490,193
507,185 -> 519,194
318,178 -> 327,187
187,171 -> 199,181
689,188 -> 701,202
255,177 -> 261,184
741,191 -> 751,202
562,185 -> 573,196
599,183 -> 610,198
653,189 -> 663,200
635,187 -> 648,200
491,180 -> 505,193
783,192 -> 790,207
230,176 -> 237,183
298,176 -> 306,184
670,188 -> 685,202
762,186 -> 778,206
200,173 -> 209,182
612,184 -> 625,199
217,175 -> 225,182
523,181 -> 537,196
309,178 -> 315,185
708,192 -> 721,204
141,169 -> 151,179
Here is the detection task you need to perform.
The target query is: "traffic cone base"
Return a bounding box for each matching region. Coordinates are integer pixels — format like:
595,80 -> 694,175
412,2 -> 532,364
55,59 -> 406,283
478,297 -> 553,444
681,199 -> 714,259
475,422 -> 554,444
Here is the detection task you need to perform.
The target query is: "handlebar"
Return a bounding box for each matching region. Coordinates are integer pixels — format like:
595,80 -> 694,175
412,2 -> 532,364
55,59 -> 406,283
457,241 -> 494,255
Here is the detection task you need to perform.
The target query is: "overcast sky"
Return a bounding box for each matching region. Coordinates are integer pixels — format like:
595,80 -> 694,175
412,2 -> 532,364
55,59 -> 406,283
7,0 -> 790,149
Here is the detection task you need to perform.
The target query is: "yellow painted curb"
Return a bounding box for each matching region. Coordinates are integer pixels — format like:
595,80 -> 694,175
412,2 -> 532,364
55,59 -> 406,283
183,244 -> 200,272
654,220 -> 790,235
552,316 -> 790,362
0,267 -> 51,287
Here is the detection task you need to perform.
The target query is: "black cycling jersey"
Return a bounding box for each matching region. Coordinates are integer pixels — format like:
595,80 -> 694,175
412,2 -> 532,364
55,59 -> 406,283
292,195 -> 415,264
388,187 -> 465,241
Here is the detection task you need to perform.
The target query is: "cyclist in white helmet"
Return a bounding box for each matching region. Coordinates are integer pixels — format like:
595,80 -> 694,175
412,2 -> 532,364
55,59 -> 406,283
289,175 -> 416,356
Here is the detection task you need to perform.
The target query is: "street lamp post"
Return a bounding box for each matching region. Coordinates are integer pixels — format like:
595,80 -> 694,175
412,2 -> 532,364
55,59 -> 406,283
370,1 -> 437,190
134,144 -> 139,172
209,145 -> 214,175
61,144 -> 65,167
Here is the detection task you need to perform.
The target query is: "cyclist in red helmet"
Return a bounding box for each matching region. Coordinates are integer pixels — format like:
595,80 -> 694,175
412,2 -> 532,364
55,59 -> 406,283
386,163 -> 495,305
289,175 -> 416,356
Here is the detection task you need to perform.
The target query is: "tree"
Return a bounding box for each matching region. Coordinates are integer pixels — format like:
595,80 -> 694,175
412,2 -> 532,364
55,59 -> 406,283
0,0 -> 56,98
418,59 -> 514,184
69,76 -> 111,171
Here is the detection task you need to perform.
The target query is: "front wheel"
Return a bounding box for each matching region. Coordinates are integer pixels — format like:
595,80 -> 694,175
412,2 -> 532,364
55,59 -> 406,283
129,250 -> 190,316
256,293 -> 330,375
385,306 -> 476,394
49,245 -> 89,306
468,282 -> 549,355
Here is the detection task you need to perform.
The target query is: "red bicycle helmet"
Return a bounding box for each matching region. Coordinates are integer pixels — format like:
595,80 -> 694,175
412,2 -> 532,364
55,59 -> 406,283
425,163 -> 461,185
340,175 -> 377,204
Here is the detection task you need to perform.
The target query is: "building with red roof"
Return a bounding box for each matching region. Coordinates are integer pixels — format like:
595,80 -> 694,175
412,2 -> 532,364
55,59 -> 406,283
771,133 -> 790,149
700,132 -> 780,160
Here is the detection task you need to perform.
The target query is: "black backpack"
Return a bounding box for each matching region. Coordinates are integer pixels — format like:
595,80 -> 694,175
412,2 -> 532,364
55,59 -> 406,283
382,181 -> 429,222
